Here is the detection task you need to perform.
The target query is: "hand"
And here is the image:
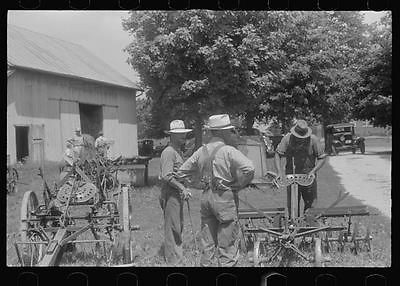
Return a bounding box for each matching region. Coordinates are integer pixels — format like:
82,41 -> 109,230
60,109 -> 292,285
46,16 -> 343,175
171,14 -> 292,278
181,188 -> 192,201
307,171 -> 316,181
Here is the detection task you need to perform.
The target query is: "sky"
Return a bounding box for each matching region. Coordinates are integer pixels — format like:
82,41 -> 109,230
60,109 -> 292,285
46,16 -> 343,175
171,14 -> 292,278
7,11 -> 387,86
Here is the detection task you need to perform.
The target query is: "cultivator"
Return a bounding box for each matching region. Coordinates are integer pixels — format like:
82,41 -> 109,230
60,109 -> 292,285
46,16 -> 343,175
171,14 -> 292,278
239,172 -> 373,267
14,138 -> 139,266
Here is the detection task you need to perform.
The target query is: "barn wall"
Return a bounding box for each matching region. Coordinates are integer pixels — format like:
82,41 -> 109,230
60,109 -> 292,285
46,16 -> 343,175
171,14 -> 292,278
7,69 -> 138,164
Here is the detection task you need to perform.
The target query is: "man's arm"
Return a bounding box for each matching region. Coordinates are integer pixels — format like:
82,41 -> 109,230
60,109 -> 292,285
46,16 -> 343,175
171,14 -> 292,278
176,148 -> 201,180
229,148 -> 255,190
274,134 -> 289,178
160,149 -> 187,194
308,137 -> 327,176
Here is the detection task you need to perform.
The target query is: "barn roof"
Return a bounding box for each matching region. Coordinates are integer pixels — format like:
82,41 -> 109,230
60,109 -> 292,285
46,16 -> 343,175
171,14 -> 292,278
7,24 -> 139,90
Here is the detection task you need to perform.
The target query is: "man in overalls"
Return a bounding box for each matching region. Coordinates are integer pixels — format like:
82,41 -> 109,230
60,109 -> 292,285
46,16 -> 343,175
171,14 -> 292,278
274,120 -> 326,213
175,114 -> 255,266
159,120 -> 193,265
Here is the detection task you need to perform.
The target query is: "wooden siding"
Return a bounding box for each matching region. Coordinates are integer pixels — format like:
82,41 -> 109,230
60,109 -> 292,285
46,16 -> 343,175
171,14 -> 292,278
7,69 -> 137,164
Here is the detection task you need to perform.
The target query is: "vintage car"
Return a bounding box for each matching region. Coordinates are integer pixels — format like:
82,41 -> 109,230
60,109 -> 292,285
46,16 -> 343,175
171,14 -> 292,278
325,123 -> 365,155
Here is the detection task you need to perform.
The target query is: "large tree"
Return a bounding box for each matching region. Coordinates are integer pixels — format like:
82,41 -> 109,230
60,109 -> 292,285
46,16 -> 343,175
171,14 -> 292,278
259,12 -> 370,132
123,11 -> 384,141
351,12 -> 392,127
123,11 -> 295,145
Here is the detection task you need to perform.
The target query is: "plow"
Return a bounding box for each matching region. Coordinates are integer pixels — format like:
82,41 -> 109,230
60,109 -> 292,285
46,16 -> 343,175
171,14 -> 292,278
14,138 -> 140,266
239,171 -> 373,267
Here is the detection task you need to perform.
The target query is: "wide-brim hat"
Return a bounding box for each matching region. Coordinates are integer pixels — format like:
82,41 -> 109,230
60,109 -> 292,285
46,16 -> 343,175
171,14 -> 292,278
290,120 -> 312,138
204,114 -> 235,130
164,120 -> 192,134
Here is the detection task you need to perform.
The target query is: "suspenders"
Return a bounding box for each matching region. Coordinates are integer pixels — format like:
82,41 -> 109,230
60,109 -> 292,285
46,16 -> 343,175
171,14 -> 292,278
201,143 -> 225,191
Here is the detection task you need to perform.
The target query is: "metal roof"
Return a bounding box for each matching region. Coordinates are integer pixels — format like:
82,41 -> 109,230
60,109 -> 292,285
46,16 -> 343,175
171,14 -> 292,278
7,24 -> 139,90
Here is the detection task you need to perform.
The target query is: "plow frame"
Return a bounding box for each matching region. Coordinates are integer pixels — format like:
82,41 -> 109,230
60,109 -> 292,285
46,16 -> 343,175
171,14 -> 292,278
238,173 -> 373,267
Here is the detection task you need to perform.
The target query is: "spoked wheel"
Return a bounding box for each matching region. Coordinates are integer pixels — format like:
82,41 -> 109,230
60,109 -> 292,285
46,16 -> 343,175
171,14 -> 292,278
19,191 -> 45,266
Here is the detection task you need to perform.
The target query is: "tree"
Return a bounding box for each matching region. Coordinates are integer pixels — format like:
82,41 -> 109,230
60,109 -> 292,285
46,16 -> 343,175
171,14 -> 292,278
351,12 -> 392,127
123,11 -> 294,146
258,12 -> 370,132
123,11 -> 383,141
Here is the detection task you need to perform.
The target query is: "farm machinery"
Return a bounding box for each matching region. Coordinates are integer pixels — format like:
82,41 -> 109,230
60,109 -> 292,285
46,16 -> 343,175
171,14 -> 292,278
14,137 -> 140,266
238,169 -> 373,267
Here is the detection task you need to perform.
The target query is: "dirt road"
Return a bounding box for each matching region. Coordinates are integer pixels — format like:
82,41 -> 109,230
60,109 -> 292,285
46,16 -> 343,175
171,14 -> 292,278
327,138 -> 391,218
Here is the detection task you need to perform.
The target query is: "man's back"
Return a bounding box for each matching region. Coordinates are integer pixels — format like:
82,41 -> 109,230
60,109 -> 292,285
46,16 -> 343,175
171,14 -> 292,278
179,137 -> 255,191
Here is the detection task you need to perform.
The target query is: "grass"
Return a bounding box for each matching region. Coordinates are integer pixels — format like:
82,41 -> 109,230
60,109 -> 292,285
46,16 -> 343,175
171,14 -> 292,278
6,138 -> 391,267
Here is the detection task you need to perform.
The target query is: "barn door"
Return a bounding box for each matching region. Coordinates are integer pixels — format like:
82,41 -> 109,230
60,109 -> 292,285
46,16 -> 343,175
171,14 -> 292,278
103,106 -> 119,158
59,100 -> 81,151
30,124 -> 45,163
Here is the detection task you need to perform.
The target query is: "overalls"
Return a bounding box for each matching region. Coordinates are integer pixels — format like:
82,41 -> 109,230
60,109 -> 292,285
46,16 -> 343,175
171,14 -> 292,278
285,135 -> 318,212
198,143 -> 240,267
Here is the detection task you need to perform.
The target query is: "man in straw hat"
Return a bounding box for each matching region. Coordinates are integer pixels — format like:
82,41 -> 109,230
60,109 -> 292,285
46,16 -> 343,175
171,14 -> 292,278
159,120 -> 193,265
274,119 -> 326,213
174,114 -> 255,266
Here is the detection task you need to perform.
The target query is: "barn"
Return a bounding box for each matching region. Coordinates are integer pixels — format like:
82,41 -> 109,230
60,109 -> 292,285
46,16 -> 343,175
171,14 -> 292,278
7,24 -> 140,164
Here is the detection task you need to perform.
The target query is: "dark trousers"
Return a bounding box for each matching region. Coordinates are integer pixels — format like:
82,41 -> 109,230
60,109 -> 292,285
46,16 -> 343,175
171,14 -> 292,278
286,179 -> 317,214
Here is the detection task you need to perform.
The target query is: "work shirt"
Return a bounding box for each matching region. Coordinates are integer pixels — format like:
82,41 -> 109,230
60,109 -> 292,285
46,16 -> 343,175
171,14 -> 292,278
177,137 -> 255,192
276,133 -> 326,174
160,145 -> 185,196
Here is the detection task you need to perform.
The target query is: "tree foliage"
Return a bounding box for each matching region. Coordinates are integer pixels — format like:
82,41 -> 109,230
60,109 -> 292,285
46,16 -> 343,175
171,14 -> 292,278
351,12 -> 392,127
124,11 -> 391,141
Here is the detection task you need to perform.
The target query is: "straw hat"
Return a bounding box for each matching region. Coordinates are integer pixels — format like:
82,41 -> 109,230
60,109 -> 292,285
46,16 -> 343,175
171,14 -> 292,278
204,114 -> 235,130
164,120 -> 192,134
290,120 -> 312,138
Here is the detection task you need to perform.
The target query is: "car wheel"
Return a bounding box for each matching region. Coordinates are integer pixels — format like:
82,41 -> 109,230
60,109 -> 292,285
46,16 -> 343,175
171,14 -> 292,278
360,141 -> 365,154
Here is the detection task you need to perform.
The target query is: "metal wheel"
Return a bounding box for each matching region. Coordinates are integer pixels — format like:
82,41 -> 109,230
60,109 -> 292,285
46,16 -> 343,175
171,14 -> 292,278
314,238 -> 323,267
19,191 -> 45,266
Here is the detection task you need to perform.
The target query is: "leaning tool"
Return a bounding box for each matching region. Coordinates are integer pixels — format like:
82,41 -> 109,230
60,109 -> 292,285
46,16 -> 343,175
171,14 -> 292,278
186,200 -> 198,252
